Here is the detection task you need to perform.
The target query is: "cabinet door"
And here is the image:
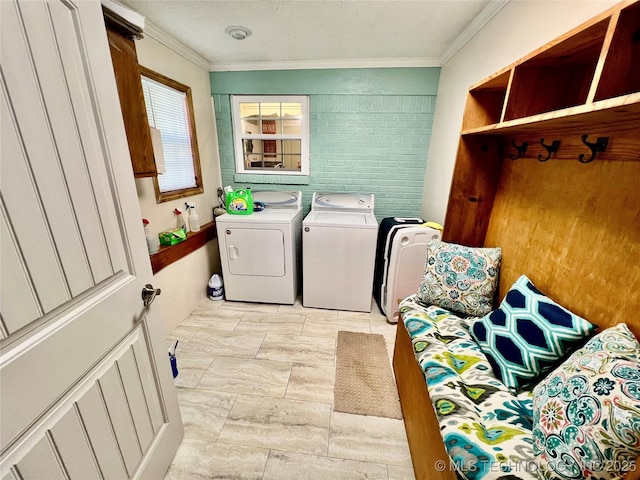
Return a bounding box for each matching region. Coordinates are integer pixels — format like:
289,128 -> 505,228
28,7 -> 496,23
106,27 -> 156,177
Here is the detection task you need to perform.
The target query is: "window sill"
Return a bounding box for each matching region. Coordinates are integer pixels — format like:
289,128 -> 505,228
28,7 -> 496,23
150,221 -> 217,274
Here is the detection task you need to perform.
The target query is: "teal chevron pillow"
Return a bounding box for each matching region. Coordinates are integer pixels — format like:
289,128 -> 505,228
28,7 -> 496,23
532,323 -> 640,480
470,275 -> 596,392
416,240 -> 501,317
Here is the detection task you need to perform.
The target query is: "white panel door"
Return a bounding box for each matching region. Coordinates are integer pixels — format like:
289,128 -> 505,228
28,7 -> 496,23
0,1 -> 183,478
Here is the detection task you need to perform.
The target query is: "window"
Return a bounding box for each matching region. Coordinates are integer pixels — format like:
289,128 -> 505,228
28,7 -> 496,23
140,66 -> 203,202
231,95 -> 309,175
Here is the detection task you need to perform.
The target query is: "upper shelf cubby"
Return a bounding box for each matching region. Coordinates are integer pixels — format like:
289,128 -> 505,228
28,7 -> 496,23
594,1 -> 640,101
462,70 -> 511,131
461,1 -> 639,134
503,19 -> 609,121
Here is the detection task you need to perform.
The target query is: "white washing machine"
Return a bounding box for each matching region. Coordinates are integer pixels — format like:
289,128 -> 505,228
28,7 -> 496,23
302,192 -> 378,312
216,191 -> 302,305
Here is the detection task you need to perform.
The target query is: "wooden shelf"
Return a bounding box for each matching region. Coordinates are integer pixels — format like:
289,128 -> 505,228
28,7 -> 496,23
464,1 -> 640,131
150,221 -> 217,274
461,92 -> 640,136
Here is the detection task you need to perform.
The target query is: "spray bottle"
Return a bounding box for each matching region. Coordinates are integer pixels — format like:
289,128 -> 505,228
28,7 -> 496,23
142,219 -> 159,255
174,208 -> 187,233
186,202 -> 200,232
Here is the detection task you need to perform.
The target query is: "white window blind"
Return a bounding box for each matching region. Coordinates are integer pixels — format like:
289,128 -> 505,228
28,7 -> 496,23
141,75 -> 196,192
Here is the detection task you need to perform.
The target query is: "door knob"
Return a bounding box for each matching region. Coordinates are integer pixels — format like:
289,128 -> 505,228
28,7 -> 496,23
142,284 -> 161,306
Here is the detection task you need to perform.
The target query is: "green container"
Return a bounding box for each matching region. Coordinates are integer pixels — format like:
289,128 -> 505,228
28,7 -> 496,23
226,189 -> 254,215
158,228 -> 187,245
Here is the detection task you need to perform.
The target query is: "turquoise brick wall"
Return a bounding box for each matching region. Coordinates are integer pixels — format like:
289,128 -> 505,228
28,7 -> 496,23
211,68 -> 439,220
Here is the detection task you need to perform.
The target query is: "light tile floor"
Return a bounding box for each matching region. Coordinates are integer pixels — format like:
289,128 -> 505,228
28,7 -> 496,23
163,297 -> 416,480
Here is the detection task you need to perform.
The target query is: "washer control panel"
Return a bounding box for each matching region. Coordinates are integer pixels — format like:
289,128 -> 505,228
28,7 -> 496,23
311,192 -> 374,212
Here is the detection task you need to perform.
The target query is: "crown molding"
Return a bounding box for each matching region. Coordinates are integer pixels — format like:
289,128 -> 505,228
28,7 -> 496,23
210,57 -> 442,72
439,0 -> 510,66
143,21 -> 211,71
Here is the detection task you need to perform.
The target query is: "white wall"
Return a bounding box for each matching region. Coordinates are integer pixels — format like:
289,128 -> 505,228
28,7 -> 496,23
421,0 -> 618,225
135,36 -> 223,334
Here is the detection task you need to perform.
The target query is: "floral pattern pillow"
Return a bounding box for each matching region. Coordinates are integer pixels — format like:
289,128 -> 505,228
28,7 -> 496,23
532,323 -> 640,480
416,240 -> 501,317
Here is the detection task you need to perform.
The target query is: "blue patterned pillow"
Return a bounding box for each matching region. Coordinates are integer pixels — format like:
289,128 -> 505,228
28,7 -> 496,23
416,240 -> 501,317
532,323 -> 640,479
470,275 -> 596,392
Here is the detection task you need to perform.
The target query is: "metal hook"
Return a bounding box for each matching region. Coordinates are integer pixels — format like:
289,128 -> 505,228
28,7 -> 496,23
510,140 -> 528,160
578,135 -> 608,163
538,138 -> 561,162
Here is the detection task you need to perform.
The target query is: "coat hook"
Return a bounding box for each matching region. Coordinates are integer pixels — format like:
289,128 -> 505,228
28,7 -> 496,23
538,138 -> 561,162
578,134 -> 608,163
510,140 -> 528,160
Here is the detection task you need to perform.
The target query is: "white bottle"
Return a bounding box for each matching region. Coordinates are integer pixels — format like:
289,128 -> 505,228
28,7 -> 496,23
187,202 -> 200,232
142,219 -> 159,254
207,274 -> 224,301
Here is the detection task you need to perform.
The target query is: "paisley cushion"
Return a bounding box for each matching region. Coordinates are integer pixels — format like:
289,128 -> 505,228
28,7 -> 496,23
532,323 -> 640,479
400,296 -> 537,480
470,275 -> 596,392
416,240 -> 501,317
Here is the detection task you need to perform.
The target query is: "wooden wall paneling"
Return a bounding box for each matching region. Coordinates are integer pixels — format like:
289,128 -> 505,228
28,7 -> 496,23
393,319 -> 456,480
106,28 -> 156,177
484,129 -> 640,337
503,125 -> 639,163
442,136 -> 503,247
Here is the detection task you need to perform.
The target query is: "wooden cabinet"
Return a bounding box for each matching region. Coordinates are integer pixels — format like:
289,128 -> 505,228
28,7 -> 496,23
106,27 -> 157,177
443,0 -> 640,328
397,5 -> 640,477
446,0 -> 640,246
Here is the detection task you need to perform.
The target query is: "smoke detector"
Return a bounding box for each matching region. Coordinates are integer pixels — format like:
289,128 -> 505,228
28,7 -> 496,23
225,25 -> 252,40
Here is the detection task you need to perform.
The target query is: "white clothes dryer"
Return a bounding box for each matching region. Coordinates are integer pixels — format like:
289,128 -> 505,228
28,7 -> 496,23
302,192 -> 378,312
216,191 -> 302,305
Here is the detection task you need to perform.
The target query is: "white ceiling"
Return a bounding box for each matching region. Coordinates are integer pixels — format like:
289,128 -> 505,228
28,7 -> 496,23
119,0 -> 508,71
